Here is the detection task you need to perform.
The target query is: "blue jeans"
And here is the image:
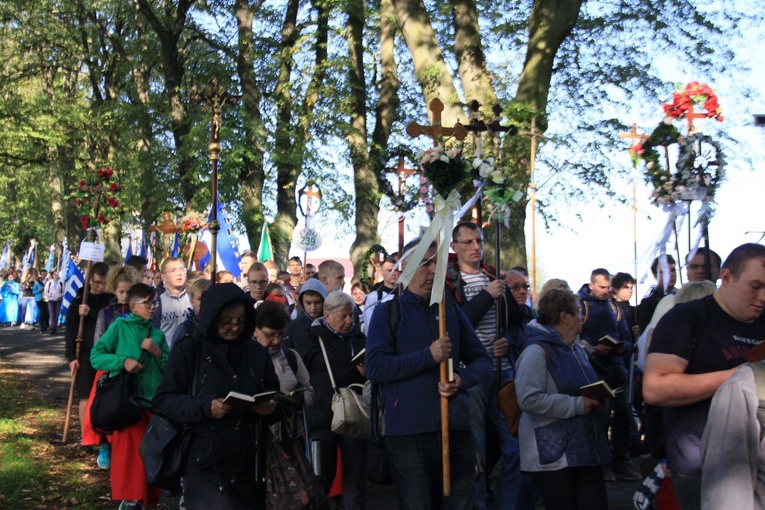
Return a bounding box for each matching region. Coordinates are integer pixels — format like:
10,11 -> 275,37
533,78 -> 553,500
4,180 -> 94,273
470,368 -> 535,510
386,432 -> 475,510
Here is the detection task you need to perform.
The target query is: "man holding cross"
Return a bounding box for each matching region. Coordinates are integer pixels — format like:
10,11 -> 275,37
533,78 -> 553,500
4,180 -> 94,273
366,238 -> 492,509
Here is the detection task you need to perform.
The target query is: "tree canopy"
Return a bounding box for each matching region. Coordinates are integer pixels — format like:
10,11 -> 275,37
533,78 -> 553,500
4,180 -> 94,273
0,0 -> 761,274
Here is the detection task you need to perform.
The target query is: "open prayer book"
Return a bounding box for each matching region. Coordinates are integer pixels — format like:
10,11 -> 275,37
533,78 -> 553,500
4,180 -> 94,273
222,390 -> 276,410
351,348 -> 365,366
579,380 -> 621,401
597,335 -> 625,346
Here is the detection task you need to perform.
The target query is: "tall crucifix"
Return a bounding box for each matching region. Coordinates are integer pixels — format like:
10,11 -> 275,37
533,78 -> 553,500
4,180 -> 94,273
618,124 -> 650,300
147,210 -> 182,265
407,97 -> 467,497
518,118 -> 547,303
385,155 -> 419,254
193,77 -> 238,283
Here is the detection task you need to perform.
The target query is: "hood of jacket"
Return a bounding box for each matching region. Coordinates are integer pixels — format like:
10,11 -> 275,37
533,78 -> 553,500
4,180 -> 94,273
297,277 -> 327,308
197,283 -> 256,344
521,318 -> 568,351
577,283 -> 603,302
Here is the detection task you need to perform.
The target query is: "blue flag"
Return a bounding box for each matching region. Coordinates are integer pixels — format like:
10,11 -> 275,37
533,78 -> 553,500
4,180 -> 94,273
139,234 -> 148,259
59,239 -> 71,277
59,259 -> 84,323
205,197 -> 242,278
21,243 -> 35,274
45,244 -> 56,272
171,232 -> 181,258
123,237 -> 133,265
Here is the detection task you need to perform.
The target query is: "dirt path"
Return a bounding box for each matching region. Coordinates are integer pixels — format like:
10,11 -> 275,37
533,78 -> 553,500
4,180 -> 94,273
0,324 -> 642,510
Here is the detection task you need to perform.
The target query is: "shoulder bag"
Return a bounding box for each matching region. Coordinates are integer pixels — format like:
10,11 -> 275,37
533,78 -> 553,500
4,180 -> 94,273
318,336 -> 370,440
90,352 -> 146,433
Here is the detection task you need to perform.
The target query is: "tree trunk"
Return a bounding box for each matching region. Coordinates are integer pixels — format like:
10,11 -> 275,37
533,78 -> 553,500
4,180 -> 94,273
134,0 -> 195,203
392,0 -> 465,125
234,0 -> 267,249
450,0 -> 497,107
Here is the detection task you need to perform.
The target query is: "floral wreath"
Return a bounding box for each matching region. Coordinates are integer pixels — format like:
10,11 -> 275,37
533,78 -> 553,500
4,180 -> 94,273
378,146 -> 428,213
360,244 -> 389,289
179,211 -> 207,233
637,122 -> 683,205
673,133 -> 726,203
75,168 -> 122,230
663,81 -> 723,123
472,151 -> 524,219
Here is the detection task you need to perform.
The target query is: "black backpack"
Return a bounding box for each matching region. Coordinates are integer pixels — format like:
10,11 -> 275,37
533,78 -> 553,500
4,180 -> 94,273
643,298 -> 709,459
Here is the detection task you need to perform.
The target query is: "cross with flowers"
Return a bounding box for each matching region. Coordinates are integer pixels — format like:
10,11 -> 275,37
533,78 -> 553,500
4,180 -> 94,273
663,81 -> 723,134
75,168 -> 122,230
385,155 -> 420,253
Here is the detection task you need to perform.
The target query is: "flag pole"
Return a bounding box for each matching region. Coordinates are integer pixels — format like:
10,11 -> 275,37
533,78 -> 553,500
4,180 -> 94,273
62,232 -> 95,443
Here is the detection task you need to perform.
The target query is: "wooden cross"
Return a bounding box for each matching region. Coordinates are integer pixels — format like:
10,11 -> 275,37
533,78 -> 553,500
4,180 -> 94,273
683,103 -> 708,134
386,155 -> 420,253
618,123 -> 649,149
147,210 -> 181,235
406,98 -> 468,147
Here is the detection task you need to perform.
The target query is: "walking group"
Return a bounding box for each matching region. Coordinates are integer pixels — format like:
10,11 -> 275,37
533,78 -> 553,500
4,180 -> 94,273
0,267 -> 64,333
7,227 -> 764,510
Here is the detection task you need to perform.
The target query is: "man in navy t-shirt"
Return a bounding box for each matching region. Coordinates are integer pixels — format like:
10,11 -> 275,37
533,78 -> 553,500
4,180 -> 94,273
644,243 -> 765,510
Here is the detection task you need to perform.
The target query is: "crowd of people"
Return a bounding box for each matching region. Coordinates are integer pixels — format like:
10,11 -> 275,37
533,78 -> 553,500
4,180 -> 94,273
3,227 -> 765,510
0,266 -> 64,332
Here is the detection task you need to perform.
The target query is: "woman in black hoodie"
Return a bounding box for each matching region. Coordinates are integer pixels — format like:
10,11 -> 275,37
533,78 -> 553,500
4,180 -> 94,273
154,283 -> 283,510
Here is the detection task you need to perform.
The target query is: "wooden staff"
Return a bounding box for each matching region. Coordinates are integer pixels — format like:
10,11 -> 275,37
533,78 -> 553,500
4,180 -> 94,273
407,98 -> 467,496
494,221 -> 503,388
62,233 -> 95,443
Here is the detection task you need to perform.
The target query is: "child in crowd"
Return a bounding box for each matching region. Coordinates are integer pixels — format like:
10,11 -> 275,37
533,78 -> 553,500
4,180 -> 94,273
91,283 -> 169,510
84,265 -> 142,469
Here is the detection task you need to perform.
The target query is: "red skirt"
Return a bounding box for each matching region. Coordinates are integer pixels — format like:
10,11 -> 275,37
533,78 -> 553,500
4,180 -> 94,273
110,410 -> 162,506
82,370 -> 110,446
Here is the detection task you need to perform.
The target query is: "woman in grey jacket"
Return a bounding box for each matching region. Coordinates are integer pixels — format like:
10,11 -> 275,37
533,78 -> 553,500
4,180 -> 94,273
515,288 -> 611,510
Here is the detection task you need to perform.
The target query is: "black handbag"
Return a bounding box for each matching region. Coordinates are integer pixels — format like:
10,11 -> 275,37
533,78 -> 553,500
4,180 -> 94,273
138,409 -> 192,489
90,369 -> 141,433
137,343 -> 205,489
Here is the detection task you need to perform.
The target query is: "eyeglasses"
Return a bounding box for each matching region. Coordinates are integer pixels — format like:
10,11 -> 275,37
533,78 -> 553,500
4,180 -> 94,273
249,279 -> 267,286
163,267 -> 186,275
510,284 -> 531,291
218,320 -> 245,331
453,239 -> 483,247
91,279 -> 106,287
133,300 -> 159,308
259,329 -> 285,340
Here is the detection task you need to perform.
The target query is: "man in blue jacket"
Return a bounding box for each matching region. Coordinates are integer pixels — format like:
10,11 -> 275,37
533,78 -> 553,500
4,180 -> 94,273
366,238 -> 492,510
578,268 -> 638,481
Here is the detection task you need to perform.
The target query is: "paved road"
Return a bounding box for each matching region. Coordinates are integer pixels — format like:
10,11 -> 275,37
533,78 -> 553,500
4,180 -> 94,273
0,324 -> 641,509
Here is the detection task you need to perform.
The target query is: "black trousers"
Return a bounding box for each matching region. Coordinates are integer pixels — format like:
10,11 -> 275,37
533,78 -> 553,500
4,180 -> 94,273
532,466 -> 608,510
310,427 -> 367,510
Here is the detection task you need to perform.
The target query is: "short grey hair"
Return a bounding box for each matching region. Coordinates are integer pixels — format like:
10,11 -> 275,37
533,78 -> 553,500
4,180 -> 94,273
323,291 -> 354,316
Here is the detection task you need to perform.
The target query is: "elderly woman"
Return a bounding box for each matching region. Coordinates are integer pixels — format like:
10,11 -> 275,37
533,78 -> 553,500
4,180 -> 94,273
290,290 -> 366,509
515,288 -> 610,510
253,300 -> 315,435
154,283 -> 282,509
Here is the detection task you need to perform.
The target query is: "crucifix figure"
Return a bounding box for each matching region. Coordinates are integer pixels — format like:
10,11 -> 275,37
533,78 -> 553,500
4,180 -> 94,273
193,77 -> 238,283
147,210 -> 182,263
407,98 -> 468,147
385,155 -> 420,254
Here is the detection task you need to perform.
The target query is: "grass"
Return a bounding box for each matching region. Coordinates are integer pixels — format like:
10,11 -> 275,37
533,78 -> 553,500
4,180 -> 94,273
0,369 -> 111,509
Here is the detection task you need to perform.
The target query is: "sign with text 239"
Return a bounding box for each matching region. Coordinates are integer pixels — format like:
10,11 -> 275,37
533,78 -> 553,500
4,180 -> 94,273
294,228 -> 322,252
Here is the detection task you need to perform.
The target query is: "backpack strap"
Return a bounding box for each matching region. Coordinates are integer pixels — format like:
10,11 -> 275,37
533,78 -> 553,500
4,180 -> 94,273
284,347 -> 299,376
748,362 -> 765,441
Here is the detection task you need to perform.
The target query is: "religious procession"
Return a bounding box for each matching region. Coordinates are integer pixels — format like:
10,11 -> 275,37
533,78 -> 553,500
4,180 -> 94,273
2,2 -> 765,510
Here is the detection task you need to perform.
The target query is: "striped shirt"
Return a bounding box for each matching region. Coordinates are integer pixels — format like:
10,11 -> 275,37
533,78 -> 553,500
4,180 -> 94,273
461,270 -> 510,371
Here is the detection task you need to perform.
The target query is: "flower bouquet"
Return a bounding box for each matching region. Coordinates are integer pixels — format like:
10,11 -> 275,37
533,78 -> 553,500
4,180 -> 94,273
663,81 -> 723,124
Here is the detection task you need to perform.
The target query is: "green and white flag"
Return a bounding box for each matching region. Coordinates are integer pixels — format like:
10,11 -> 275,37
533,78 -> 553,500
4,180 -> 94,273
257,221 -> 274,262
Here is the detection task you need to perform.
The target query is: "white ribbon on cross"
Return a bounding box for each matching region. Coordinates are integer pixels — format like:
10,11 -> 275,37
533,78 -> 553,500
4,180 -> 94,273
397,190 -> 462,306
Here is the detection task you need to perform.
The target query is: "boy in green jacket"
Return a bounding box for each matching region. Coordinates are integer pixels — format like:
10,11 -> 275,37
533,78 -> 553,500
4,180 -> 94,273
91,282 -> 169,510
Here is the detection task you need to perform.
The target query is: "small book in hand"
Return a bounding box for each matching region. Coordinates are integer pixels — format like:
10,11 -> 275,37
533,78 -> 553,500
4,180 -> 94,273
598,335 -> 624,346
286,386 -> 309,397
222,390 -> 276,410
351,348 -> 365,366
580,380 -> 621,401
743,341 -> 765,363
